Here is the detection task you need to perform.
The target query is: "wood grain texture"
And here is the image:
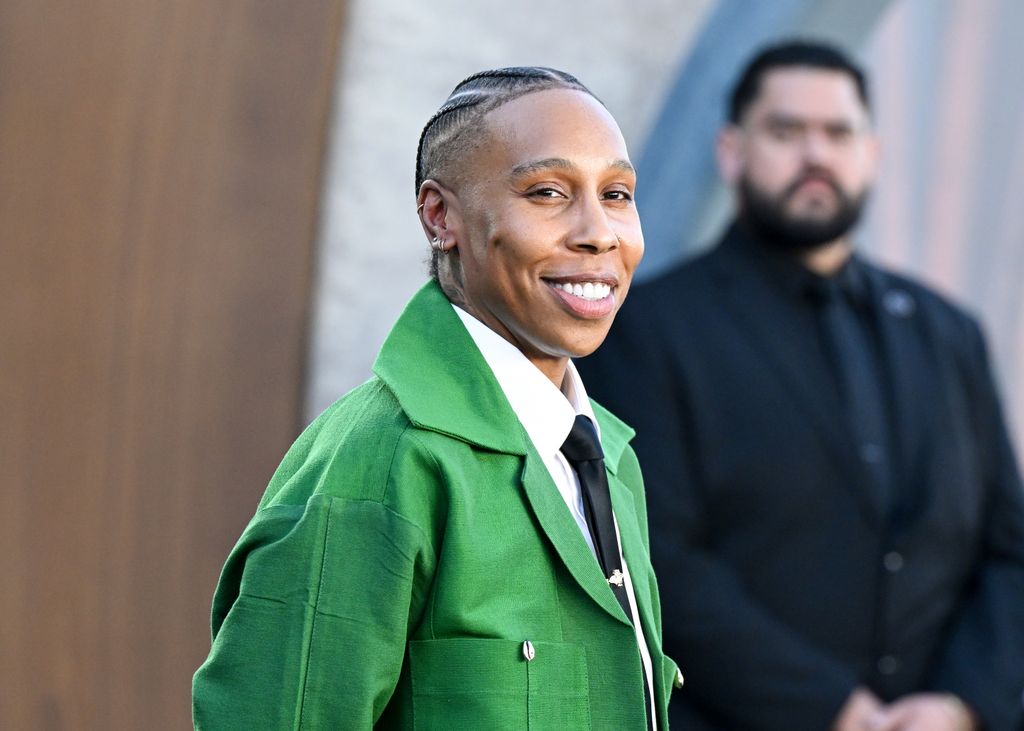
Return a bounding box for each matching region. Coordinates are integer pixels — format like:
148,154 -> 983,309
0,1 -> 346,728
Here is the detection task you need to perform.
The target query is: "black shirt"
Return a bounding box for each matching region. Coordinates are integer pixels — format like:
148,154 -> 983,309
729,221 -> 899,513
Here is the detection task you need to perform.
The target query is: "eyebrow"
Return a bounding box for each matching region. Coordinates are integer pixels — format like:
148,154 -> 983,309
762,112 -> 858,131
763,113 -> 805,127
509,157 -> 636,177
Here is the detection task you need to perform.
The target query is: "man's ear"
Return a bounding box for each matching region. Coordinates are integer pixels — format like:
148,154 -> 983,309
863,132 -> 881,181
716,125 -> 743,185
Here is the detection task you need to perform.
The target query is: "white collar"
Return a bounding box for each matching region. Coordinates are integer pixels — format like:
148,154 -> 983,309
452,305 -> 599,458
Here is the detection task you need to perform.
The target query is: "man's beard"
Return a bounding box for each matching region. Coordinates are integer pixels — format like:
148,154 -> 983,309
738,170 -> 869,252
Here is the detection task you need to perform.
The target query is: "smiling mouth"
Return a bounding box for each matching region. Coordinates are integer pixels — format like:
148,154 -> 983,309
547,280 -> 613,301
543,278 -> 619,320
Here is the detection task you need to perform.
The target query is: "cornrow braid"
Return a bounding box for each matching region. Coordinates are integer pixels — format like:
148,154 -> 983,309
414,66 -> 598,195
414,66 -> 599,279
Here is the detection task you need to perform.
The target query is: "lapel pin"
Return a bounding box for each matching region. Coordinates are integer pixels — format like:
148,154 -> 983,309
883,290 -> 915,318
607,569 -> 625,587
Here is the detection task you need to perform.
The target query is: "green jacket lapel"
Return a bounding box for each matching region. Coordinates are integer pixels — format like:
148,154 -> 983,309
519,446 -> 633,624
373,281 -> 526,455
608,472 -> 658,639
594,400 -> 659,636
374,281 -> 643,627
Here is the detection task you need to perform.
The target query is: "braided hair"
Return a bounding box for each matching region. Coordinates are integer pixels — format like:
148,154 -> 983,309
415,66 -> 599,277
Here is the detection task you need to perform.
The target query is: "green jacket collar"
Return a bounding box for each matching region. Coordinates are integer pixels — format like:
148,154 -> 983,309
373,281 -> 634,471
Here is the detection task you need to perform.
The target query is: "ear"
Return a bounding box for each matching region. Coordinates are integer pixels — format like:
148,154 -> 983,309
417,179 -> 459,249
863,131 -> 881,179
716,125 -> 743,185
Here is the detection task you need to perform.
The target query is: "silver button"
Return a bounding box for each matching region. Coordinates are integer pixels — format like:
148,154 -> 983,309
860,443 -> 885,464
883,290 -> 915,317
877,655 -> 900,675
884,551 -> 904,572
674,668 -> 685,689
522,640 -> 535,662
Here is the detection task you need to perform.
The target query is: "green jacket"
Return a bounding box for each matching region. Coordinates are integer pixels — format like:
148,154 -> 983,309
193,281 -> 680,729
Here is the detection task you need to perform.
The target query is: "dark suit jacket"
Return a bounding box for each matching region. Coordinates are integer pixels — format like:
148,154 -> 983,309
579,223 -> 1024,730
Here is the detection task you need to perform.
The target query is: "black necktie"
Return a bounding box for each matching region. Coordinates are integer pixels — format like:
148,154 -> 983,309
561,415 -> 631,615
815,280 -> 892,508
561,414 -> 653,729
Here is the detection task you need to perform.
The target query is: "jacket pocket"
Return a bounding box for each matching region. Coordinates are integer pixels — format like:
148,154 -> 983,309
409,637 -> 591,730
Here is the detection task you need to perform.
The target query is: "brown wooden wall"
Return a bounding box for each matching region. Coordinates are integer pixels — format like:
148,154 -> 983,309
0,2 -> 347,728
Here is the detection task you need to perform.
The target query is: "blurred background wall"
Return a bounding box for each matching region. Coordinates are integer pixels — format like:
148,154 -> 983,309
2,0 -> 1021,728
1,2 -> 346,728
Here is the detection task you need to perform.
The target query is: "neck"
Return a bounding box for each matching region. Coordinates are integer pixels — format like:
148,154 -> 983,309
535,357 -> 571,391
449,292 -> 572,391
797,238 -> 853,276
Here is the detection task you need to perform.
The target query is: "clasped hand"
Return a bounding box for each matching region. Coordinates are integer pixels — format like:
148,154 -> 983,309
833,687 -> 978,731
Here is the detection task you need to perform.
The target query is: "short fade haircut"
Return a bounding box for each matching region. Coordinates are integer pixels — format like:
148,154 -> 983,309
728,40 -> 871,124
415,66 -> 597,194
415,66 -> 599,278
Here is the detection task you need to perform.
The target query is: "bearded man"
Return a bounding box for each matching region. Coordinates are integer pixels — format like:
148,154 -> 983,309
579,41 -> 1024,731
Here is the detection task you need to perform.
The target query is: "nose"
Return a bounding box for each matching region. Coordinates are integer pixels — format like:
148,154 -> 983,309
802,129 -> 832,165
568,193 -> 619,254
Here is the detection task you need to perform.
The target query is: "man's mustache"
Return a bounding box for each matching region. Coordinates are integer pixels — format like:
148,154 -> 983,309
782,169 -> 843,200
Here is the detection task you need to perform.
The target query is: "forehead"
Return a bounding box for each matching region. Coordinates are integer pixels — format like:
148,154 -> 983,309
476,88 -> 630,170
747,67 -> 867,123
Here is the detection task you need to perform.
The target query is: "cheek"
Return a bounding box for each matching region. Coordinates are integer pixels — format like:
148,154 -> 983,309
619,229 -> 644,271
629,242 -> 645,272
841,151 -> 877,186
491,229 -> 550,277
747,147 -> 800,186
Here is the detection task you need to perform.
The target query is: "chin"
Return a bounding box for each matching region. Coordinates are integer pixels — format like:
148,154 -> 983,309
564,333 -> 611,359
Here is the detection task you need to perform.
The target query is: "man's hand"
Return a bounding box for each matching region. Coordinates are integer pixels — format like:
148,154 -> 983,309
872,693 -> 979,731
833,687 -> 886,731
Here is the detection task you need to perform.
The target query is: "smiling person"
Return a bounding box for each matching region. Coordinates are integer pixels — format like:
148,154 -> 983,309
192,67 -> 682,730
579,41 -> 1024,731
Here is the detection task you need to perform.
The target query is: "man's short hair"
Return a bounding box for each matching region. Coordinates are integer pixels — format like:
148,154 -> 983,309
728,40 -> 871,124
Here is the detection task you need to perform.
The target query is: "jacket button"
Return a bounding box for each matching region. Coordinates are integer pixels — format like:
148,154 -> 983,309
877,655 -> 900,675
883,290 -> 916,317
674,668 -> 685,689
522,640 -> 536,662
859,443 -> 885,464
883,551 -> 904,572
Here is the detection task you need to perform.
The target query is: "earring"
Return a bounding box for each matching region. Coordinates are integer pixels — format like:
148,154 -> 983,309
431,236 -> 444,251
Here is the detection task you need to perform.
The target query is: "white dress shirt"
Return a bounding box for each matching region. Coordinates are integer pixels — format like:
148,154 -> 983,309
453,305 -> 657,726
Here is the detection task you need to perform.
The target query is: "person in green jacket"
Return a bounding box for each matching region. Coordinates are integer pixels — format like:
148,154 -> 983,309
193,66 -> 683,730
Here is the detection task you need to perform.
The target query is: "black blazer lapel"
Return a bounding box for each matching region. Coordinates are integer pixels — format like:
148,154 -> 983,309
865,269 -> 931,525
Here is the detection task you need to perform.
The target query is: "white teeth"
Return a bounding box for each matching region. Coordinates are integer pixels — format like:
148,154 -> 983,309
553,281 -> 612,301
